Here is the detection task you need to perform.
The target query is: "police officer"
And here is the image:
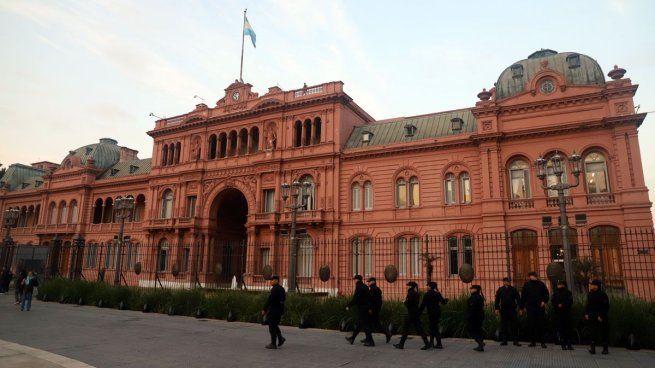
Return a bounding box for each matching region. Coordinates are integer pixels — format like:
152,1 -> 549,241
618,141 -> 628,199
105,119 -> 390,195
494,277 -> 521,346
394,281 -> 430,350
520,271 -> 549,348
468,284 -> 486,352
367,277 -> 392,343
346,274 -> 374,346
261,275 -> 286,349
419,281 -> 448,349
551,280 -> 574,350
585,279 -> 610,355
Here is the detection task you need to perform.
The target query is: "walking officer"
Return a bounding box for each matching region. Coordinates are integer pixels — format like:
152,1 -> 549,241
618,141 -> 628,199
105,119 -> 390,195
261,275 -> 286,349
367,277 -> 392,343
494,277 -> 521,346
394,281 -> 430,350
551,280 -> 574,350
419,281 -> 448,349
468,284 -> 486,352
346,274 -> 374,346
585,279 -> 610,355
520,271 -> 549,348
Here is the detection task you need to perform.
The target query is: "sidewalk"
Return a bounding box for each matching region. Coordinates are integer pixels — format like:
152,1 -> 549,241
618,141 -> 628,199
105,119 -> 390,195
0,339 -> 94,368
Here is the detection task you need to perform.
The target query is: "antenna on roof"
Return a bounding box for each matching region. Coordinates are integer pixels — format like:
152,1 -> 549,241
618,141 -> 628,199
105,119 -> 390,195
193,95 -> 206,102
149,112 -> 164,120
635,105 -> 641,113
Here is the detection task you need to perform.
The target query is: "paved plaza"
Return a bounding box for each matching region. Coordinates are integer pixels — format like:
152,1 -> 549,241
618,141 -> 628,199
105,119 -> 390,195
1,294 -> 654,368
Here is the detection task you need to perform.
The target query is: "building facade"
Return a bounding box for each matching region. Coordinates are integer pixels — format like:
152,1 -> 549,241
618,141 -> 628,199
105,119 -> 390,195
1,49 -> 652,296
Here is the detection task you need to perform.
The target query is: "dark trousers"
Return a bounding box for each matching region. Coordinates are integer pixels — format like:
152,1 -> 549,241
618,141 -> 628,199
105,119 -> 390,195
370,310 -> 385,334
500,310 -> 519,343
589,318 -> 609,349
427,313 -> 442,344
267,314 -> 283,345
556,313 -> 572,346
469,319 -> 484,343
526,310 -> 545,344
351,308 -> 373,342
399,313 -> 429,346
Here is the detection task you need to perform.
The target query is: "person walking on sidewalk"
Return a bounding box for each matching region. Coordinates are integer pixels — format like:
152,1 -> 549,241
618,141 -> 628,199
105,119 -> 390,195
419,281 -> 448,349
494,277 -> 522,346
14,270 -> 26,305
262,275 -> 286,349
367,277 -> 392,343
394,281 -> 430,350
20,271 -> 39,311
468,284 -> 486,352
345,274 -> 374,346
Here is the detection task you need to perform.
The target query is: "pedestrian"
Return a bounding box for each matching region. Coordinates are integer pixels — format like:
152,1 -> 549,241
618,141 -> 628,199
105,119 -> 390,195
468,284 -> 486,352
20,271 -> 39,312
520,271 -> 549,348
15,270 -> 26,305
0,267 -> 13,293
367,277 -> 392,343
419,281 -> 448,349
393,281 -> 430,350
261,275 -> 286,349
585,279 -> 609,355
551,280 -> 574,350
494,277 -> 521,346
346,274 -> 374,346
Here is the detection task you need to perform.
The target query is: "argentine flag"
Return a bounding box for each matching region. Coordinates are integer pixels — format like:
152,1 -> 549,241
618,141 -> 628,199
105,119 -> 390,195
244,16 -> 256,48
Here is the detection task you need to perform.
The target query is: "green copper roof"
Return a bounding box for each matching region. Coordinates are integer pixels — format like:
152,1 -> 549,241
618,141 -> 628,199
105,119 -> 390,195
345,108 -> 476,149
0,164 -> 45,191
65,138 -> 121,170
495,50 -> 605,100
98,158 -> 152,180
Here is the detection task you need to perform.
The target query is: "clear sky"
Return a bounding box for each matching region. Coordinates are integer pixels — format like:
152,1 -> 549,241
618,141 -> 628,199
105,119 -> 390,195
1,0 -> 654,212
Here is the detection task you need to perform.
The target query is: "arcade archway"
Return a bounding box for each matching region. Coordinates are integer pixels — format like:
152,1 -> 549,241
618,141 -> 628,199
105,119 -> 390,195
209,188 -> 249,283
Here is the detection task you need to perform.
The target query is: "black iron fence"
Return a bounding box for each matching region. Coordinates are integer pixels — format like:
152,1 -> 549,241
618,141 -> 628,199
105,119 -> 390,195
1,227 -> 654,301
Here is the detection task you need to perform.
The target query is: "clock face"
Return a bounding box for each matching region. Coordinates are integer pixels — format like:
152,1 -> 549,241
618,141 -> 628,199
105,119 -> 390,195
232,91 -> 240,101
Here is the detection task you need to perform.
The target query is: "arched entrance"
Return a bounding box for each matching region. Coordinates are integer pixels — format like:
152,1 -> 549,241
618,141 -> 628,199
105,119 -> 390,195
209,188 -> 249,284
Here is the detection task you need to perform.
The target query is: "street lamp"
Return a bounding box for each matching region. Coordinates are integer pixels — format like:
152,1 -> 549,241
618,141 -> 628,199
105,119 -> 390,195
1,208 -> 20,269
535,151 -> 583,295
281,181 -> 312,292
113,197 -> 135,286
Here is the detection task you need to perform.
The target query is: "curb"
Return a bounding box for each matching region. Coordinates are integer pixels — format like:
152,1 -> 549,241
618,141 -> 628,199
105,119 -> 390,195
0,339 -> 95,368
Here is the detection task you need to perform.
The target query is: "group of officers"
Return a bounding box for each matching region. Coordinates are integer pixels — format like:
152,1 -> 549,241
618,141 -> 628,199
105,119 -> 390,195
261,272 -> 611,355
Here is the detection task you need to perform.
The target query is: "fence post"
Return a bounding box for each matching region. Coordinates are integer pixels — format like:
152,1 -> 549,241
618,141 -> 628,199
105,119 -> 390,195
504,232 -> 511,279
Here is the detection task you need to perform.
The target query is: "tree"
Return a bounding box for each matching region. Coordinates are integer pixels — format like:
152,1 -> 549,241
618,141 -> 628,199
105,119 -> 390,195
0,163 -> 6,180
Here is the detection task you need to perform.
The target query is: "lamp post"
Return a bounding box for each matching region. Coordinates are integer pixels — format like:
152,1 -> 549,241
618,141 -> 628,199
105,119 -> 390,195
281,181 -> 312,293
535,151 -> 582,295
113,197 -> 135,286
1,208 -> 20,269
71,234 -> 85,280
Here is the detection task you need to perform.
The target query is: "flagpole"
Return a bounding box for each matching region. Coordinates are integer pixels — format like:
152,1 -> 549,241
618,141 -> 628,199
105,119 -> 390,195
239,8 -> 246,82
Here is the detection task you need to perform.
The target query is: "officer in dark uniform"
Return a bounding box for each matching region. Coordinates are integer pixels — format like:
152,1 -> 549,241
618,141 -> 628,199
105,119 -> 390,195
367,277 -> 392,343
261,275 -> 286,349
494,277 -> 521,346
468,284 -> 486,352
394,281 -> 430,350
520,271 -> 549,348
346,274 -> 374,346
585,279 -> 610,355
551,280 -> 574,350
419,281 -> 448,349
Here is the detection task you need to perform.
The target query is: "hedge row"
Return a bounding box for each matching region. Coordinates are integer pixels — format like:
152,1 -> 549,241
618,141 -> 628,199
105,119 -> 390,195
37,279 -> 655,349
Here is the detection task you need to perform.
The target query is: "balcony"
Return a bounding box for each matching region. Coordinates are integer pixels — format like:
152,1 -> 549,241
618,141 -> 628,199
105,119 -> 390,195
145,218 -> 177,230
253,212 -> 280,225
546,197 -> 573,207
508,199 -> 534,209
34,223 -> 78,235
280,209 -> 324,224
176,217 -> 200,228
586,193 -> 615,205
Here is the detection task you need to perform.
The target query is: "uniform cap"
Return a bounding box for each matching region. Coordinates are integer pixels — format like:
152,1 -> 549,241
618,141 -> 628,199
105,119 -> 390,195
591,279 -> 602,286
353,274 -> 363,281
502,277 -> 511,282
367,277 -> 376,282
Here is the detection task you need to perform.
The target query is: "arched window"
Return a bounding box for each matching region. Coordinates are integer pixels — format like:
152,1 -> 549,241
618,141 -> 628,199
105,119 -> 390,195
299,175 -> 315,211
410,237 -> 421,276
18,206 -> 27,227
351,238 -> 373,276
228,130 -> 238,156
409,177 -> 420,207
397,237 -> 407,276
303,119 -> 312,146
92,198 -> 103,224
208,134 -> 217,159
218,132 -> 227,158
161,144 -> 168,166
545,155 -> 568,197
351,183 -> 361,211
158,239 -> 169,272
58,201 -> 68,224
511,230 -> 538,287
297,237 -> 313,277
584,152 -> 610,194
250,127 -> 259,153
239,128 -> 248,155
294,120 -> 302,147
351,238 -> 361,276
445,173 -> 456,205
396,178 -> 407,208
69,200 -> 78,224
364,181 -> 373,210
313,117 -> 322,144
509,159 -> 531,199
103,198 -> 113,223
548,228 -> 578,263
175,142 -> 181,163
48,202 -> 57,225
161,190 -> 174,219
589,226 -> 623,288
447,234 -> 473,275
460,172 -> 471,204
34,205 -> 41,226
168,143 -> 175,165
133,194 -> 146,221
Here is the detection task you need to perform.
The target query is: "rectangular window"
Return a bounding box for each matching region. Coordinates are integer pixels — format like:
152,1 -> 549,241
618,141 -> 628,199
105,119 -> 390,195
463,236 -> 473,265
409,180 -> 420,207
398,238 -> 407,276
187,196 -> 197,217
158,249 -> 168,272
586,163 -> 609,193
364,183 -> 373,210
510,171 -> 530,199
448,237 -> 458,275
260,248 -> 270,271
397,182 -> 407,208
182,248 -> 190,272
445,180 -> 455,204
364,239 -> 372,277
263,189 -> 275,213
105,243 -> 113,269
352,185 -> 361,211
410,237 -> 421,276
352,240 -> 360,276
125,242 -> 133,269
461,177 -> 471,203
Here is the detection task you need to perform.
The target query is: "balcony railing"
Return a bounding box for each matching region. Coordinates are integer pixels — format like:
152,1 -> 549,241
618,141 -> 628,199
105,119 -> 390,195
253,212 -> 279,224
508,199 -> 534,209
586,193 -> 615,205
281,209 -> 324,223
546,197 -> 573,207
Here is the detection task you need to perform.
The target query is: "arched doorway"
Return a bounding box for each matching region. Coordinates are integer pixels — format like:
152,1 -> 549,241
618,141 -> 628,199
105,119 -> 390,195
210,188 -> 249,284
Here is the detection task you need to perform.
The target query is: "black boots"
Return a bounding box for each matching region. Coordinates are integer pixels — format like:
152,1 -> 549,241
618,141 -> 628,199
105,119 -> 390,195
589,344 -> 596,354
277,337 -> 286,347
346,336 -> 354,345
500,341 -> 508,346
265,344 -> 277,349
473,339 -> 484,352
386,332 -> 392,344
513,341 -> 522,346
602,346 -> 609,355
393,343 -> 404,349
